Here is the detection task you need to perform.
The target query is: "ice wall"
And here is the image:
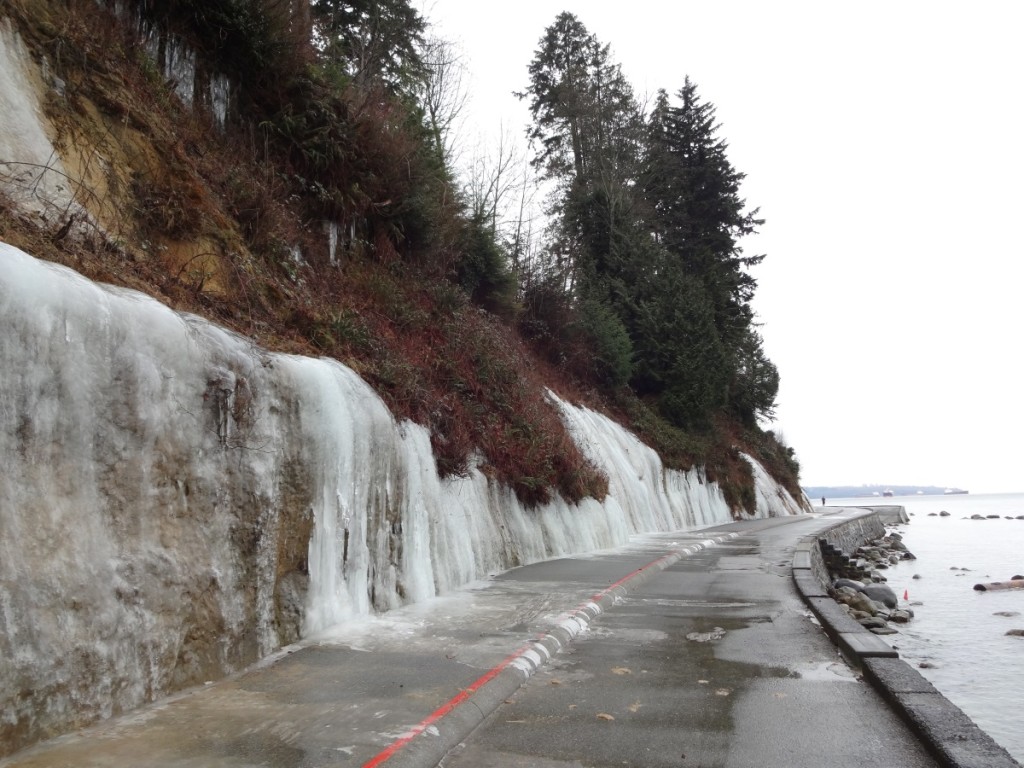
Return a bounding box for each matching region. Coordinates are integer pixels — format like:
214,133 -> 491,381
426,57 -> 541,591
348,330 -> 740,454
140,25 -> 232,130
0,243 -> 805,755
0,245 -> 297,754
0,21 -> 82,223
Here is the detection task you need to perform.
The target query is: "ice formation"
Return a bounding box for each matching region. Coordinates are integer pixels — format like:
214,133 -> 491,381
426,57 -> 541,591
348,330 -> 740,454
0,9 -> 806,752
0,242 -> 805,754
0,21 -> 80,221
137,22 -> 230,130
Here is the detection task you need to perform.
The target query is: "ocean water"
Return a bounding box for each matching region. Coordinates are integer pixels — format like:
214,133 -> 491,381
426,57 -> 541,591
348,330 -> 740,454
832,493 -> 1024,763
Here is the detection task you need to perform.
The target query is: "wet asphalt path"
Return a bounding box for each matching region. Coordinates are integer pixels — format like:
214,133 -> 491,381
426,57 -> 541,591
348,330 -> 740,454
440,518 -> 940,768
0,514 -> 939,768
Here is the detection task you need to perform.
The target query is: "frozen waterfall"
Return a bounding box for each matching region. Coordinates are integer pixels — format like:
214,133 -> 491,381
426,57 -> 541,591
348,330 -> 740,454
0,243 -> 806,755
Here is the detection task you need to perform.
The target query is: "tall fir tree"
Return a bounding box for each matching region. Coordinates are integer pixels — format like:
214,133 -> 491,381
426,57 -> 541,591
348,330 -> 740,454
518,12 -> 650,389
638,79 -> 777,425
519,23 -> 778,424
644,79 -> 764,351
312,0 -> 427,93
519,12 -> 645,287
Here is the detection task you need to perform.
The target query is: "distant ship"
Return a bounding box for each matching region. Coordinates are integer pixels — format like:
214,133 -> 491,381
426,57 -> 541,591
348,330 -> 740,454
943,488 -> 969,495
882,489 -> 894,497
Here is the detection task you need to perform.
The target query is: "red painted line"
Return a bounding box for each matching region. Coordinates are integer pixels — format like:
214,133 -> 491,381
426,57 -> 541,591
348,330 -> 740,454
586,551 -> 676,604
361,548 -> 686,767
361,643 -> 532,768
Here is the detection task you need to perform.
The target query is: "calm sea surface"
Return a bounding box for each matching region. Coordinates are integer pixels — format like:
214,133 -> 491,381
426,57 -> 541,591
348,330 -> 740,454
832,493 -> 1024,763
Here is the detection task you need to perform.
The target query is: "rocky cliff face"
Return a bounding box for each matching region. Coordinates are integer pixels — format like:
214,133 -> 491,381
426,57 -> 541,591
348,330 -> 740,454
0,243 -> 807,755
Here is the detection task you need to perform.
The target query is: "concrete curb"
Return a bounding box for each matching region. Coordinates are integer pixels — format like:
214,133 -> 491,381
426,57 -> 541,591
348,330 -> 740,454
375,531 -> 740,768
792,511 -> 1021,768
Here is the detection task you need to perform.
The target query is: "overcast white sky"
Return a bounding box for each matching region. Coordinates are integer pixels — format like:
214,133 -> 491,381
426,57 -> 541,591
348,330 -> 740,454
424,1 -> 1024,494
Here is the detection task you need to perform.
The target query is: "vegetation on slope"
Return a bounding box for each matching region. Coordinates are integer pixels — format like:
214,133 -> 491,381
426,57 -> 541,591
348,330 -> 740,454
0,0 -> 802,510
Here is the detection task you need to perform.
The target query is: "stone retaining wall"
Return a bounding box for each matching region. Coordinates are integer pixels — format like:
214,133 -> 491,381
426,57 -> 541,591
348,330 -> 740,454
804,508 -> 886,587
792,509 -> 1021,768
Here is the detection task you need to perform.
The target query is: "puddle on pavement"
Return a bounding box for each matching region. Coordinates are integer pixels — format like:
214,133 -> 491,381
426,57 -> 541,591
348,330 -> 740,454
789,660 -> 858,682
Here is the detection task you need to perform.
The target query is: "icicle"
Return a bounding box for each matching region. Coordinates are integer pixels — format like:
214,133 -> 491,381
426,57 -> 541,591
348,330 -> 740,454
325,221 -> 340,266
209,74 -> 230,130
0,242 -> 805,748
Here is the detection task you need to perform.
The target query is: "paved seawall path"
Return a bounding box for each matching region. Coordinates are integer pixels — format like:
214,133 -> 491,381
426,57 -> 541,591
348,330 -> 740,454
2,512 -> 1017,767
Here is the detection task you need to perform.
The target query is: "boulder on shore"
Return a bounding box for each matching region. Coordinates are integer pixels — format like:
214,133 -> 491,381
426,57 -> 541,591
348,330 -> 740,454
833,578 -> 865,592
835,586 -> 878,615
862,583 -> 899,609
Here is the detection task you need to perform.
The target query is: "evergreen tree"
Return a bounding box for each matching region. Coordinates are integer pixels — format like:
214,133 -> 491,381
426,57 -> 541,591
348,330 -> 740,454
519,12 -> 645,284
637,79 -> 777,425
644,80 -> 763,351
312,0 -> 426,93
631,269 -> 730,428
518,12 -> 647,389
518,12 -> 643,197
519,22 -> 779,424
727,327 -> 779,425
520,12 -> 592,181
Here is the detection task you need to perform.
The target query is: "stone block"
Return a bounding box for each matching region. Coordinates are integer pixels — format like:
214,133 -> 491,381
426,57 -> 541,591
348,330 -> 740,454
837,631 -> 899,662
861,657 -> 937,694
804,596 -> 864,638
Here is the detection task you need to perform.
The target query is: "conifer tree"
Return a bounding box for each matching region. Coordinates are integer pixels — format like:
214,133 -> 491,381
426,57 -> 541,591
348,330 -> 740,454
519,12 -> 644,277
634,79 -> 778,425
630,266 -> 730,427
520,21 -> 778,424
644,80 -> 763,351
728,327 -> 780,424
311,0 -> 427,93
518,12 -> 647,389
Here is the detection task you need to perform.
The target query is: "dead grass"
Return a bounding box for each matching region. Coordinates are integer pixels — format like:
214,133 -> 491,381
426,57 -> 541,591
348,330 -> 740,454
1,0 -> 610,507
1,0 -> 792,514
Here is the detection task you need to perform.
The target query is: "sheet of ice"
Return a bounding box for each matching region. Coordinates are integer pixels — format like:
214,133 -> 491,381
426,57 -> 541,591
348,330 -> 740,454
743,451 -> 810,517
0,21 -> 79,220
325,220 -> 340,265
209,75 -> 231,130
165,38 -> 196,107
0,244 -> 287,753
0,242 -> 805,753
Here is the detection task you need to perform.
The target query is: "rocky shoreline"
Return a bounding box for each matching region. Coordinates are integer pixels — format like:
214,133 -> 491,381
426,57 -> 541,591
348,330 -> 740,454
822,530 -> 917,636
793,508 -> 1024,767
824,519 -> 1024,644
